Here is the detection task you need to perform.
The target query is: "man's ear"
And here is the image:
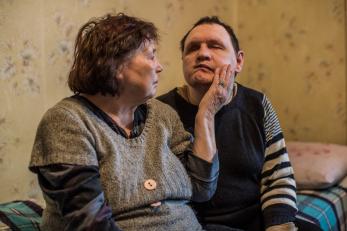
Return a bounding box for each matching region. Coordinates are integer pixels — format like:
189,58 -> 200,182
235,50 -> 244,73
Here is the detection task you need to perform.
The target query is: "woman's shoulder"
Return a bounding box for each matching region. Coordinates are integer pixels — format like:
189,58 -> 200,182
40,96 -> 89,124
146,98 -> 183,126
148,98 -> 179,117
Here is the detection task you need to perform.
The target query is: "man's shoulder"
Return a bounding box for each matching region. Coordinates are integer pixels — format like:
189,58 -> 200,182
157,88 -> 178,106
233,83 -> 266,119
237,83 -> 264,100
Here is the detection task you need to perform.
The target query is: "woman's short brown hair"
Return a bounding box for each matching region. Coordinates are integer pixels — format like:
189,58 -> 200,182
68,13 -> 159,96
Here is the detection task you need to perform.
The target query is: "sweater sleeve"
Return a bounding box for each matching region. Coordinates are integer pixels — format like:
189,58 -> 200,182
168,108 -> 219,202
29,105 -> 99,170
260,95 -> 298,228
38,164 -> 121,231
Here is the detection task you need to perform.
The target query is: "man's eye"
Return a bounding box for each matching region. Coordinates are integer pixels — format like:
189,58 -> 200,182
210,44 -> 222,49
185,45 -> 199,53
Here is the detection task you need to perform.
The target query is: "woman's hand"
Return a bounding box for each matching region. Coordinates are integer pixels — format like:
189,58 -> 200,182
266,222 -> 298,231
192,64 -> 234,162
198,64 -> 234,117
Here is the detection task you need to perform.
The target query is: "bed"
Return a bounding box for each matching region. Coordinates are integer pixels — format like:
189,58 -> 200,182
288,141 -> 347,231
0,200 -> 42,231
297,183 -> 347,231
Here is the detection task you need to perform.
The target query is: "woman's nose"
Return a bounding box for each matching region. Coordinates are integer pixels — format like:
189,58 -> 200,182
156,62 -> 163,73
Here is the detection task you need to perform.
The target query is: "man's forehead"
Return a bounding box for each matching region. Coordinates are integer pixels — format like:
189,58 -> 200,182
185,24 -> 231,44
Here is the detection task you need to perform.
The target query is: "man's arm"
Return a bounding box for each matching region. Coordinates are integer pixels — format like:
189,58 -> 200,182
260,95 -> 298,231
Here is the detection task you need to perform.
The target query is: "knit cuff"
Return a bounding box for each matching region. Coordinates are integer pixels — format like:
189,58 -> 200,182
263,204 -> 297,228
187,153 -> 219,202
187,152 -> 219,183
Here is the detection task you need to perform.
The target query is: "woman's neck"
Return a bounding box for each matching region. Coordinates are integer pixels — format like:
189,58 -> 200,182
81,93 -> 137,132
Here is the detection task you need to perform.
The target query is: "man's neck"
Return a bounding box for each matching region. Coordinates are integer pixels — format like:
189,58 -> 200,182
178,85 -> 208,106
186,85 -> 210,106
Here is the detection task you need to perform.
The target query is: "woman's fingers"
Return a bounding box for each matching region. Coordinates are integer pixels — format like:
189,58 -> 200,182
199,64 -> 235,115
215,64 -> 234,103
213,67 -> 221,86
216,65 -> 233,89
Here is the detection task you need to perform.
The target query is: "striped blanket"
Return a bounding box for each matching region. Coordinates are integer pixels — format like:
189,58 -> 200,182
0,200 -> 42,231
297,186 -> 347,231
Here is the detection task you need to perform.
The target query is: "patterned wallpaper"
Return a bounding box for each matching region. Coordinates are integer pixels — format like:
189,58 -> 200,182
0,0 -> 232,204
0,0 -> 346,204
234,0 -> 346,145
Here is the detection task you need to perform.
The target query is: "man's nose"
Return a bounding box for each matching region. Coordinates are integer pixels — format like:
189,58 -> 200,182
196,45 -> 211,61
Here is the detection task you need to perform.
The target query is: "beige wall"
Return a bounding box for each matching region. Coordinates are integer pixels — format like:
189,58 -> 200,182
0,0 -> 346,203
234,0 -> 347,145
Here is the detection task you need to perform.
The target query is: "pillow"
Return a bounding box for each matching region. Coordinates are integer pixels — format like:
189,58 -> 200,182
286,141 -> 347,189
340,175 -> 347,189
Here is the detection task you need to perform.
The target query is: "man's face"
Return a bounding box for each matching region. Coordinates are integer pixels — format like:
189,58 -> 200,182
182,23 -> 243,87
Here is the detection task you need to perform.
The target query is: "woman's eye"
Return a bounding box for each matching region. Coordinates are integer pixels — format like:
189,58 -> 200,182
147,53 -> 155,60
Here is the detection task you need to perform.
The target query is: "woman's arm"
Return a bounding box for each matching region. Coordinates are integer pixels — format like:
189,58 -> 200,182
192,65 -> 234,163
30,105 -> 121,231
38,164 -> 121,231
169,108 -> 219,202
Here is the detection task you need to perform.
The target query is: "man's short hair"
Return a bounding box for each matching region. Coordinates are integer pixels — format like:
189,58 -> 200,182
180,16 -> 240,54
68,13 -> 158,96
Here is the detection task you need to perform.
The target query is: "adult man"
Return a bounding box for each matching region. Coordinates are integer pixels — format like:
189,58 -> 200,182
158,16 -> 321,231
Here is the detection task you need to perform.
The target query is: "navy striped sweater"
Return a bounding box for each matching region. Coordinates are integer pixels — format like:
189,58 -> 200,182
158,83 -> 297,230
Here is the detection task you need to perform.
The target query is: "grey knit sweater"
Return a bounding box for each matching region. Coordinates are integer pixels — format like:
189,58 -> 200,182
30,97 -> 218,231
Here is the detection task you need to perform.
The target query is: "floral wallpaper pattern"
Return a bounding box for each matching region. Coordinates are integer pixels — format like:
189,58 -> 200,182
0,0 -> 346,204
236,0 -> 346,144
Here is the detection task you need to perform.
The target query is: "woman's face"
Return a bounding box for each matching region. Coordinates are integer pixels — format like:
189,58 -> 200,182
118,40 -> 163,103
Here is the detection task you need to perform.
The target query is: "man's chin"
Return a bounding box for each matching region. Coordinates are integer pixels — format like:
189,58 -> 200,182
191,75 -> 213,86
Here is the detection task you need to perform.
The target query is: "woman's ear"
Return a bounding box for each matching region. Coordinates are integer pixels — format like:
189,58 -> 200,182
115,63 -> 126,81
235,50 -> 244,73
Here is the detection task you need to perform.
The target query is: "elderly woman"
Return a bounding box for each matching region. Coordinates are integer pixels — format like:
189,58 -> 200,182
29,13 -> 233,231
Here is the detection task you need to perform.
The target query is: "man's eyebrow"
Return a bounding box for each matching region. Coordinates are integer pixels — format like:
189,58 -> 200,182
206,39 -> 225,45
186,38 -> 225,46
185,40 -> 200,47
